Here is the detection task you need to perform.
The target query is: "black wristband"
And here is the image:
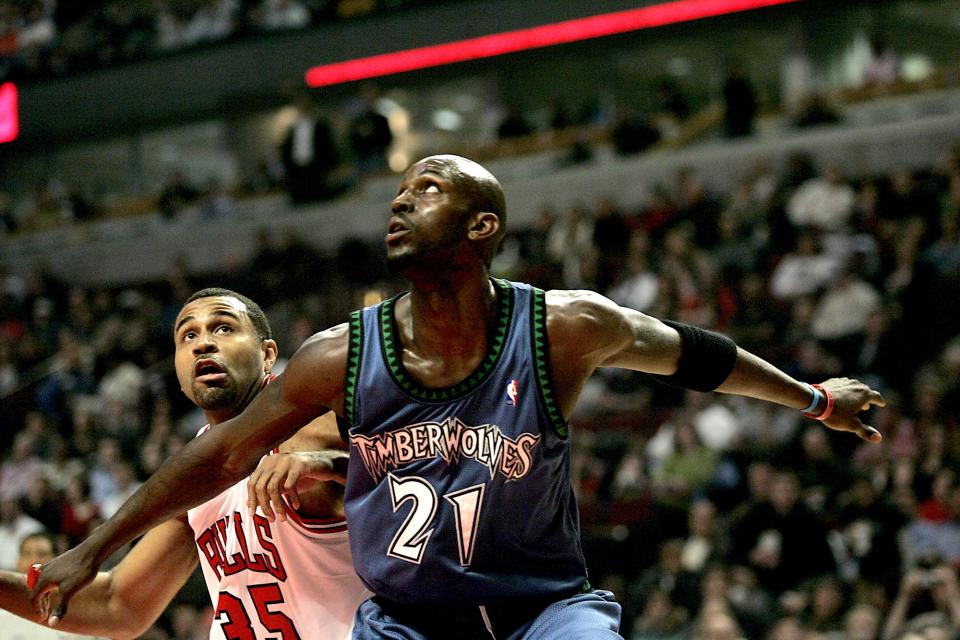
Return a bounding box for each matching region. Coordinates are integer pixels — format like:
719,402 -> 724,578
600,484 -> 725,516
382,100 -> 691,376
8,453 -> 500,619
652,320 -> 738,392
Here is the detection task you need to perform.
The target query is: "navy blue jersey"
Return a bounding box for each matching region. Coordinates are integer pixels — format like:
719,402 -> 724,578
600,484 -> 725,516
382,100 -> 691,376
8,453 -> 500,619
341,279 -> 589,605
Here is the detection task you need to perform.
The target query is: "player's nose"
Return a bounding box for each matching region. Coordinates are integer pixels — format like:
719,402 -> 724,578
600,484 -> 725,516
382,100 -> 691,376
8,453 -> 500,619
192,333 -> 218,355
391,192 -> 412,214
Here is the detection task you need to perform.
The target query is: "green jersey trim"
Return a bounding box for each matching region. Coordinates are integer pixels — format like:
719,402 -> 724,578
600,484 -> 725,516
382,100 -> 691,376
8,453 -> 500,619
531,287 -> 568,438
378,278 -> 514,402
344,310 -> 364,426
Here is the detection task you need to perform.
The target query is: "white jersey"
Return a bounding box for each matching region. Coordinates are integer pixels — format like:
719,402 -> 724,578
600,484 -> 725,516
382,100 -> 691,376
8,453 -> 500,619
187,427 -> 371,640
0,610 -> 103,639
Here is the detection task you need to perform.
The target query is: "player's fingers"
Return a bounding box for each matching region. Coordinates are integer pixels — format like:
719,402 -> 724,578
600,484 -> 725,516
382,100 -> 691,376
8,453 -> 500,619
255,475 -> 275,522
862,425 -> 882,443
844,417 -> 882,443
283,470 -> 302,511
43,588 -> 63,626
267,478 -> 285,522
246,472 -> 261,517
49,597 -> 67,627
868,389 -> 886,407
38,589 -> 51,622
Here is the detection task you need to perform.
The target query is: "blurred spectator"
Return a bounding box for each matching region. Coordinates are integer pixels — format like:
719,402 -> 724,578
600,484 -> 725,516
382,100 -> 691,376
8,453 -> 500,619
810,266 -> 882,366
347,84 -> 392,177
0,498 -> 43,569
652,421 -> 720,504
279,92 -> 341,204
98,461 -> 142,519
881,564 -> 960,640
258,0 -> 311,31
593,198 -> 631,291
862,36 -> 899,88
730,471 -> 836,594
836,474 -> 906,588
497,104 -> 533,140
59,474 -> 100,546
787,166 -> 856,231
722,62 -> 756,138
694,606 -> 744,640
679,499 -> 724,574
803,575 -> 848,634
546,205 -> 594,288
793,92 -> 842,128
196,180 -> 236,220
181,0 -> 237,46
629,588 -> 688,640
824,604 -> 882,640
0,431 -> 45,502
18,475 -> 61,532
630,538 -> 702,616
157,169 -> 201,221
770,231 -> 843,300
611,107 -> 660,155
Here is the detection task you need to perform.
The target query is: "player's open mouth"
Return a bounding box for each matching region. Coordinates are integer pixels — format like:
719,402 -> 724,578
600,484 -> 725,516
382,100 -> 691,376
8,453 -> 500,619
387,229 -> 410,245
194,358 -> 228,385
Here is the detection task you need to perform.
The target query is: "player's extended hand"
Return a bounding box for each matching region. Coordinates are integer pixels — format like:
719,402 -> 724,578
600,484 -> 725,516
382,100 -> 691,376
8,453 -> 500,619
817,377 -> 886,443
28,541 -> 99,627
247,450 -> 349,522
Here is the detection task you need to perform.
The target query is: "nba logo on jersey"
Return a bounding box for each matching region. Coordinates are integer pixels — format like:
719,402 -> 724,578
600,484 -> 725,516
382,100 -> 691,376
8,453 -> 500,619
506,379 -> 519,405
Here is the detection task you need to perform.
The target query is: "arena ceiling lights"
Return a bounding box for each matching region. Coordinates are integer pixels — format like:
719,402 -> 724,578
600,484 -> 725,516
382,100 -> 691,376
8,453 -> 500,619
305,0 -> 800,88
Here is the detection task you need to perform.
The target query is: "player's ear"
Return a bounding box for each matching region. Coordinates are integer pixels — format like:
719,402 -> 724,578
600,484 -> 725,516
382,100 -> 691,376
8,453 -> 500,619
261,339 -> 279,373
467,212 -> 500,242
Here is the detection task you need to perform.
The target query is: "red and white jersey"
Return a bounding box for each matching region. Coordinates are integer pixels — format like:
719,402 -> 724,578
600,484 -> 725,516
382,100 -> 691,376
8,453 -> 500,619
188,427 -> 371,640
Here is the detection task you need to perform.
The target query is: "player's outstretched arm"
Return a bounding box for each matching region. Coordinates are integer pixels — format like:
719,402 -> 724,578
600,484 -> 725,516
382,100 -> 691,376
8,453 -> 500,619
546,289 -> 884,442
30,324 -> 349,625
2,518 -> 197,639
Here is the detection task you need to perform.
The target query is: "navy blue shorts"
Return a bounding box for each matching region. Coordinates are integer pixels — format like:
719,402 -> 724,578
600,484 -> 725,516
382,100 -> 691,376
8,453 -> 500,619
352,590 -> 622,640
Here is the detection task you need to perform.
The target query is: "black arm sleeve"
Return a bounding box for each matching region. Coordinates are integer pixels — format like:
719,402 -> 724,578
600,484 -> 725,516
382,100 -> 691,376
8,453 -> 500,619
651,320 -> 737,392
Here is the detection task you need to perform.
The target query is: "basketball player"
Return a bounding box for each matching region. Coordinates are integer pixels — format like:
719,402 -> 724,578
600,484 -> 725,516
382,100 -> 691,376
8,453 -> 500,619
32,156 -> 885,639
4,288 -> 369,639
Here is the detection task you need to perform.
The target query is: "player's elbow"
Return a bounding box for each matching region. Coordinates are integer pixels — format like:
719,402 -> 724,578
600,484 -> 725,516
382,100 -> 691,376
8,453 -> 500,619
222,445 -> 264,480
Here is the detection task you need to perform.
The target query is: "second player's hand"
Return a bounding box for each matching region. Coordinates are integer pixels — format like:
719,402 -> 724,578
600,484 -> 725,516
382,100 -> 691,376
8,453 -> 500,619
28,542 -> 99,627
247,450 -> 349,522
818,377 -> 886,443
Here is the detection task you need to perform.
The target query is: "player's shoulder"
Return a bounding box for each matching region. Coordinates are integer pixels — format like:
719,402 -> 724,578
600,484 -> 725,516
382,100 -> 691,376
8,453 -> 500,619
544,289 -> 623,328
294,322 -> 350,362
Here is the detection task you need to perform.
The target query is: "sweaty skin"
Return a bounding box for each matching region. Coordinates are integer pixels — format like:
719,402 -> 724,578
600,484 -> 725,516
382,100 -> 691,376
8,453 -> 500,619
30,155 -> 884,624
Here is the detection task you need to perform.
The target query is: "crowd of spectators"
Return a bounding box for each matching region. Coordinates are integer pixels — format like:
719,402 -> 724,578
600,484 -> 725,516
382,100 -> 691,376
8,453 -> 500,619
1,142 -> 960,638
0,0 -> 452,81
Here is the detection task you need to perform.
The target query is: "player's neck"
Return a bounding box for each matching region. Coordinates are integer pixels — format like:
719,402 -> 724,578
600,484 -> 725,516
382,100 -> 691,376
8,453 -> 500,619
404,268 -> 496,358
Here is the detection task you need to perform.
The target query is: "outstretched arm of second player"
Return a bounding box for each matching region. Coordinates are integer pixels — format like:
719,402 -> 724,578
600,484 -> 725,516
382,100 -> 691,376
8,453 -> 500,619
30,324 -> 350,624
2,518 -> 197,639
546,290 -> 884,441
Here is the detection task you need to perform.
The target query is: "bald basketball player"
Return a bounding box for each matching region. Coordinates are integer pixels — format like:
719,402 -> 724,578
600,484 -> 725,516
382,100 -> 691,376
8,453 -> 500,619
33,156 -> 884,639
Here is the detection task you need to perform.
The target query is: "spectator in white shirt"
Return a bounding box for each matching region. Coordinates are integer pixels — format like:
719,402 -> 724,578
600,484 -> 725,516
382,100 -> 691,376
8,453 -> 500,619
770,232 -> 843,300
787,166 -> 855,231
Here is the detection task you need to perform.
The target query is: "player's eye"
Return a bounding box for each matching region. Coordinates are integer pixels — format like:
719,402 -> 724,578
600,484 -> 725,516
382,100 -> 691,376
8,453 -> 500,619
182,331 -> 197,342
424,184 -> 440,194
215,325 -> 233,334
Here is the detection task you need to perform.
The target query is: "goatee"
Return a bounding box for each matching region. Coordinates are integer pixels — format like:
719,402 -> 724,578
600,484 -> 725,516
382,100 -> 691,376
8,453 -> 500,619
193,385 -> 240,411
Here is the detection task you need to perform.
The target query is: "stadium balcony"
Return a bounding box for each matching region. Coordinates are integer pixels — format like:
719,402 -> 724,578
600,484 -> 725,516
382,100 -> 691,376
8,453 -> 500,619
3,72 -> 960,287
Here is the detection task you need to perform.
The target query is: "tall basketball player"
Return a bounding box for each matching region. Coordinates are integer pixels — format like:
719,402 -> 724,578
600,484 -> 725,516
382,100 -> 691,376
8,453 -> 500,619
3,288 -> 369,639
33,157 -> 885,639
